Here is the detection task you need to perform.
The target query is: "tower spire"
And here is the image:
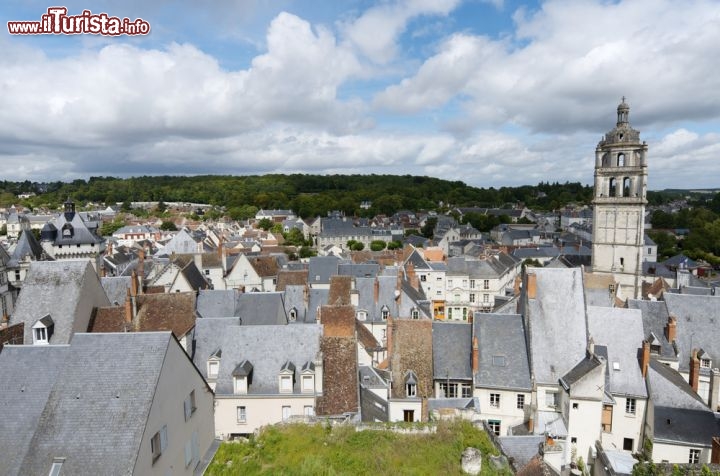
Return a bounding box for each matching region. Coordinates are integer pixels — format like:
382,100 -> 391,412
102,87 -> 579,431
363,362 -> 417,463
617,96 -> 630,126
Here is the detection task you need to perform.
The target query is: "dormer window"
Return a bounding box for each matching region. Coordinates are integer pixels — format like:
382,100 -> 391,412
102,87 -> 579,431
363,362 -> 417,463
207,348 -> 222,379
381,305 -> 389,320
289,308 -> 298,322
301,361 -> 315,393
61,223 -> 74,238
405,371 -> 418,398
232,360 -> 253,394
411,308 -> 419,320
357,310 -> 367,321
32,315 -> 54,345
279,361 -> 296,393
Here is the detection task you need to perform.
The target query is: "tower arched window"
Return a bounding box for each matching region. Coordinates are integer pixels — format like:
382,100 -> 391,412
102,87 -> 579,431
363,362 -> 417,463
617,153 -> 625,167
609,178 -> 617,197
623,177 -> 631,197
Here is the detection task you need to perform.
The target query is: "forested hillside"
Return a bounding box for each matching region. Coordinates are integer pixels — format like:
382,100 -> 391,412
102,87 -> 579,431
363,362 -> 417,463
1,175 -> 593,218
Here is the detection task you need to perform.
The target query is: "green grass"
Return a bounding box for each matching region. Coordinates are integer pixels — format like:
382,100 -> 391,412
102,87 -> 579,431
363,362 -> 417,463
206,420 -> 512,476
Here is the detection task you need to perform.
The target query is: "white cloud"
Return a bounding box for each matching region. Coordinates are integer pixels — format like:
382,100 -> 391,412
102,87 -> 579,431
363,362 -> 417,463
341,0 -> 460,64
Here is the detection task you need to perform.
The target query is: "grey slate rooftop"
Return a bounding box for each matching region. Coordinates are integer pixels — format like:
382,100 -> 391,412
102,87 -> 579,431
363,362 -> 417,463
473,313 -> 531,390
0,332 -> 175,476
663,293 -> 720,374
433,322 -> 472,380
193,318 -> 322,395
587,306 -> 647,398
11,261 -> 111,344
524,268 -> 587,385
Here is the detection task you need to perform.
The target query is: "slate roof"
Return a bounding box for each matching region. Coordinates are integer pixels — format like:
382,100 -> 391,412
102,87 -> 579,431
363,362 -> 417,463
157,229 -> 199,256
626,299 -> 676,360
307,256 -> 341,285
193,318 -> 322,395
338,263 -> 380,278
0,332 -> 175,476
236,293 -> 287,325
355,276 -> 399,322
433,322 -> 472,380
283,285 -> 308,324
0,345 -> 70,476
101,276 -> 132,305
474,313 -> 532,390
647,360 -> 720,446
11,261 -> 111,344
497,435 -> 545,473
7,229 -> 46,267
587,306 -> 648,398
40,208 -> 104,246
663,293 -> 720,374
196,290 -> 237,318
524,268 -> 587,385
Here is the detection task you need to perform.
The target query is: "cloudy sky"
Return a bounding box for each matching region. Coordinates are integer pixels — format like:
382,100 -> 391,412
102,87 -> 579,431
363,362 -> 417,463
1,0 -> 719,189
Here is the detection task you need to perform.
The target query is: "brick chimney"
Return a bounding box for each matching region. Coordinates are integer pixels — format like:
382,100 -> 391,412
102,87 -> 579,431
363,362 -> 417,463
709,368 -> 720,412
472,336 -> 479,374
124,290 -> 132,324
513,276 -> 521,296
665,316 -> 677,343
526,272 -> 537,299
130,269 -> 138,297
374,278 -> 380,304
689,349 -> 700,393
641,340 -> 650,378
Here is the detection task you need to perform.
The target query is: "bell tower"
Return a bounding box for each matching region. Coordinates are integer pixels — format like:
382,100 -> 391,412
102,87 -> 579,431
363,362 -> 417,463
591,98 -> 648,299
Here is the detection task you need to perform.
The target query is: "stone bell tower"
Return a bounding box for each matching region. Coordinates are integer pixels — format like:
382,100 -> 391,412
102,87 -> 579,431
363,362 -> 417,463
591,98 -> 648,299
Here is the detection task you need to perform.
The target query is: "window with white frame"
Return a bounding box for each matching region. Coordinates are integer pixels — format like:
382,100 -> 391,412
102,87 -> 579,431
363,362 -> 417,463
420,275 -> 427,282
439,382 -> 458,398
357,310 -> 367,321
151,425 -> 168,462
470,279 -> 476,289
483,279 -> 490,290
625,398 -> 636,415
381,307 -> 389,320
517,394 -> 525,410
483,294 -> 489,303
701,358 -> 711,368
490,393 -> 500,408
208,361 -> 219,379
280,375 -> 293,392
282,406 -> 291,421
33,327 -> 48,344
411,309 -> 419,319
237,406 -> 247,423
304,405 -> 314,417
689,449 -> 701,465
469,293 -> 475,303
302,375 -> 314,392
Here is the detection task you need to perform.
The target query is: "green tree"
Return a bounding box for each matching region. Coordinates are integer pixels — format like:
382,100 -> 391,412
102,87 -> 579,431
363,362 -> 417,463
421,217 -> 437,238
257,218 -> 274,231
299,246 -> 317,259
387,241 -> 402,250
283,228 -> 307,247
99,218 -> 126,236
156,200 -> 167,213
370,240 -> 387,251
160,220 -> 177,231
271,223 -> 284,234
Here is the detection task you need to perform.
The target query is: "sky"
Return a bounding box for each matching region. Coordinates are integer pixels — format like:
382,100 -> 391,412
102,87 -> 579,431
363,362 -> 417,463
1,0 -> 719,190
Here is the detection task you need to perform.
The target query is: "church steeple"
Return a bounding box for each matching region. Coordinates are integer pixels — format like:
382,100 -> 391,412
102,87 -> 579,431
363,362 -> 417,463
591,99 -> 649,300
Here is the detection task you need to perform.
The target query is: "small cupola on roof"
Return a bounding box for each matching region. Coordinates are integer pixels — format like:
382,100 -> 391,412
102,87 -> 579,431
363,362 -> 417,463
63,197 -> 76,221
616,96 -> 630,126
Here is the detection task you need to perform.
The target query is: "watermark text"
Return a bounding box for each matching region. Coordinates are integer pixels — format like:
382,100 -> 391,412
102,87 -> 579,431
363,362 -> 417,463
8,7 -> 151,36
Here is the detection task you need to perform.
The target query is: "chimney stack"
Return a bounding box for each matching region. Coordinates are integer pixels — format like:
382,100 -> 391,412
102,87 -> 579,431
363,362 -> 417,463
124,290 -> 132,324
406,263 -> 419,291
641,340 -> 650,378
526,272 -> 537,299
513,276 -> 521,296
690,349 -> 700,393
665,316 -> 677,343
709,368 -> 720,412
130,269 -> 138,297
374,278 -> 380,304
472,336 -> 479,374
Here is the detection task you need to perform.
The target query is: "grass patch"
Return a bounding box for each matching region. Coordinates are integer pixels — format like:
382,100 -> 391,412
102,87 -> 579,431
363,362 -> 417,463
206,420 -> 512,476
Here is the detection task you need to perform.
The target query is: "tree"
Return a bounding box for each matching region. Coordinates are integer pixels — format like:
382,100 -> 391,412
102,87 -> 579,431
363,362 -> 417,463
271,223 -> 284,234
421,218 -> 437,238
160,220 -> 177,231
370,240 -> 387,251
347,240 -> 364,251
156,200 -> 167,213
387,241 -> 402,250
99,218 -> 126,236
257,218 -> 274,231
299,246 -> 317,259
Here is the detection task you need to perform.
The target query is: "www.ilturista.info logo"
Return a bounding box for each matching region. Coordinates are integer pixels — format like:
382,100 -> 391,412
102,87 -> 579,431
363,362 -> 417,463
7,7 -> 150,35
